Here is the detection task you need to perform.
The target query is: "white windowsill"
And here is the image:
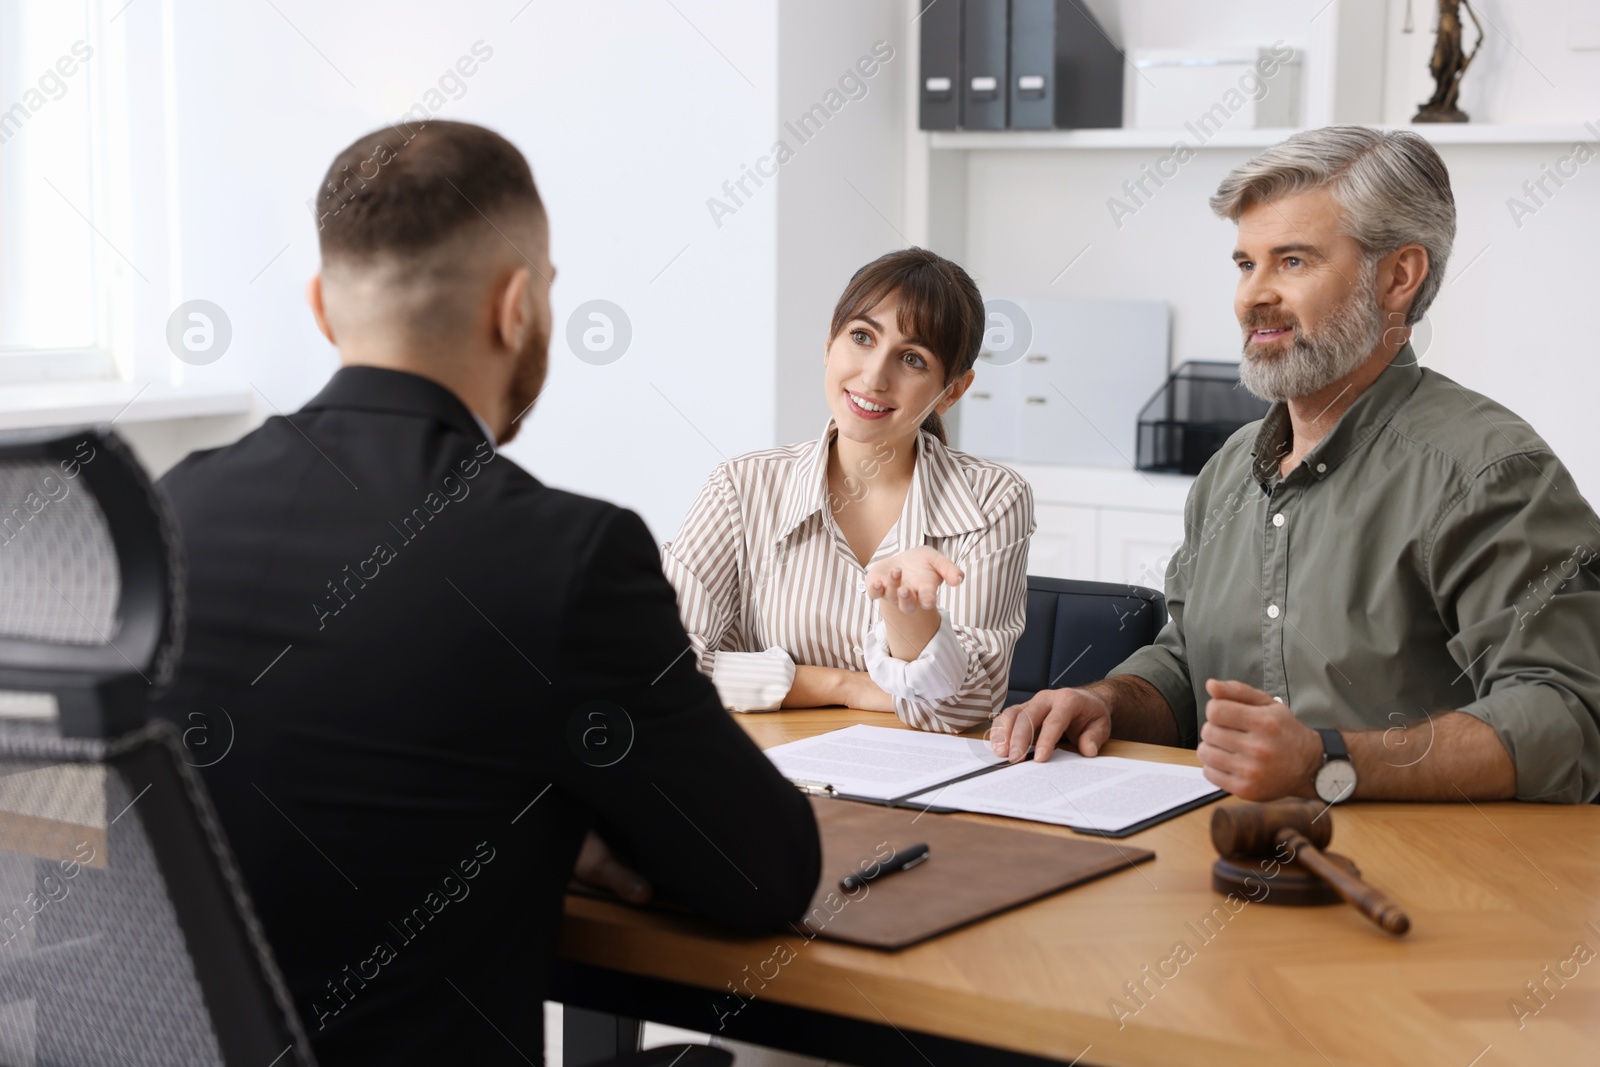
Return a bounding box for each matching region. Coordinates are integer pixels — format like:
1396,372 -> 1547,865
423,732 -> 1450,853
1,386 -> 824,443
0,380 -> 254,432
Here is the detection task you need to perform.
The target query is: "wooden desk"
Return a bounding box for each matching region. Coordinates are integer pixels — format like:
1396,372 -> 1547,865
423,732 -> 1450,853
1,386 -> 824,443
557,709 -> 1600,1066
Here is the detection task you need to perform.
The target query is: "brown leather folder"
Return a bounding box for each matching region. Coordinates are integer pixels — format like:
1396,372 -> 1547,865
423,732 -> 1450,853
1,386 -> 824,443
800,797 -> 1153,949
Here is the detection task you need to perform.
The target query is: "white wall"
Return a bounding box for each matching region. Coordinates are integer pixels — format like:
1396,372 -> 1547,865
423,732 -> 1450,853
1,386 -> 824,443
129,0 -> 781,539
772,0 -> 908,445
133,0 -> 924,535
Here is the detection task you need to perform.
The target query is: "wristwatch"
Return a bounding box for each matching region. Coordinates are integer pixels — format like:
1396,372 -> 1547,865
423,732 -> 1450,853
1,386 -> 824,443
1313,727 -> 1357,804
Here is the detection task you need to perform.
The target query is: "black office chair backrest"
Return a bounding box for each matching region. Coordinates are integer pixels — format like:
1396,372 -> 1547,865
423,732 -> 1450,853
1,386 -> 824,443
0,426 -> 315,1066
0,427 -> 181,738
1006,576 -> 1167,707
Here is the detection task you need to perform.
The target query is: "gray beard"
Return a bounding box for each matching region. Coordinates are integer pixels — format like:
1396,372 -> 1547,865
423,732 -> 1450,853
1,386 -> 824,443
1238,261 -> 1383,403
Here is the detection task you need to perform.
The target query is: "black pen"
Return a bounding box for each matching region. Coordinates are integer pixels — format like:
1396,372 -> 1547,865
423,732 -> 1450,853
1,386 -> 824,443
840,843 -> 930,891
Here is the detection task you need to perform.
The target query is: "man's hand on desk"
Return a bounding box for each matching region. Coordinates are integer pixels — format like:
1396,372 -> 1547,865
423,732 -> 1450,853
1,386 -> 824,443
990,675 -> 1521,800
573,832 -> 651,904
990,675 -> 1180,762
1196,679 -> 1322,801
1195,680 -> 1520,801
988,687 -> 1112,763
992,678 -> 1328,800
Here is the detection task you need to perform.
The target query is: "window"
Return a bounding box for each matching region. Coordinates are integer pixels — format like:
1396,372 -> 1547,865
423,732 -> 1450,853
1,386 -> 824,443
0,1 -> 117,385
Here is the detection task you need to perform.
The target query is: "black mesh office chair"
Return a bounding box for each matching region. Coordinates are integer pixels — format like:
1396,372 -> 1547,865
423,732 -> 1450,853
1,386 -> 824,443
0,426 -> 317,1067
1005,576 -> 1168,707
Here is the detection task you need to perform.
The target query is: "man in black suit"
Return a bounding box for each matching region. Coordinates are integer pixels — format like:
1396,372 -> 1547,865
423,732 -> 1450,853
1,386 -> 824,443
153,121 -> 819,1065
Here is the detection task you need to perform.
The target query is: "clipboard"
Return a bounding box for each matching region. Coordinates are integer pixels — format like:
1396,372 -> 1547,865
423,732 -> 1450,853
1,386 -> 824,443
1060,790 -> 1227,838
785,756 -> 1008,811
766,725 -> 1224,837
766,724 -> 1014,809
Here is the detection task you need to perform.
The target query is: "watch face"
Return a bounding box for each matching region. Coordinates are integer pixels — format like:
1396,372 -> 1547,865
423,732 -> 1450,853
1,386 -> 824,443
1315,760 -> 1357,804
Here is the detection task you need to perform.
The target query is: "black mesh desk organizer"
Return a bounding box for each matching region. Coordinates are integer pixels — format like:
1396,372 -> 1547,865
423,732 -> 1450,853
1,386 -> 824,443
1136,361 -> 1271,475
0,426 -> 315,1067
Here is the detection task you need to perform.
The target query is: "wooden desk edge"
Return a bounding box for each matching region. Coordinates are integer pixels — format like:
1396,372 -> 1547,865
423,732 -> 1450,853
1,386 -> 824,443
558,895 -> 1324,1067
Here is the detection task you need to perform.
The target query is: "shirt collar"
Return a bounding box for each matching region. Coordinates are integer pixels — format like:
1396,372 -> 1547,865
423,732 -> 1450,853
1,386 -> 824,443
467,409 -> 497,445
1250,348 -> 1424,488
773,419 -> 990,544
301,366 -> 488,442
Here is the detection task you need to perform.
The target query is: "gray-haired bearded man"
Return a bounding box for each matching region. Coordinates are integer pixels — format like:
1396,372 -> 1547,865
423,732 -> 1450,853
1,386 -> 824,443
993,125 -> 1600,805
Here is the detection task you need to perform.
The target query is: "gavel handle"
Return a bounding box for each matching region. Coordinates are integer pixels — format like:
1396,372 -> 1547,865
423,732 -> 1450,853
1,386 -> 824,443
1276,828 -> 1411,936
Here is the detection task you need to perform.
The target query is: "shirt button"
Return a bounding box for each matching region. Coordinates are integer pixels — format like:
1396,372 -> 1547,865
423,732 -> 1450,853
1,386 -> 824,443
1316,463 -> 1327,474
1267,604 -> 1280,619
856,576 -> 866,593
1272,513 -> 1285,528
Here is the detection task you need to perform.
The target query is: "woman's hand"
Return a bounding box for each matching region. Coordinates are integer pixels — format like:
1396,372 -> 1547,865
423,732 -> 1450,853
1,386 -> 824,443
865,546 -> 964,615
864,547 -> 962,661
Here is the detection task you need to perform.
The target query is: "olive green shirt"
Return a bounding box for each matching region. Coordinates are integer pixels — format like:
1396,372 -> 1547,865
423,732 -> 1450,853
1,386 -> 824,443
1113,351 -> 1600,802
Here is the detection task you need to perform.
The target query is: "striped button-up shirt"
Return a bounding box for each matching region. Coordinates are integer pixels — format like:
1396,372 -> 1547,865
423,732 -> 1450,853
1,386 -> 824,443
662,421 -> 1034,733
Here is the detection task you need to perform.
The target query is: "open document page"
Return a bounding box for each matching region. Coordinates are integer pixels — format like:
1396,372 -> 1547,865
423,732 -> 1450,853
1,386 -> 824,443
763,724 -> 1006,804
905,751 -> 1224,835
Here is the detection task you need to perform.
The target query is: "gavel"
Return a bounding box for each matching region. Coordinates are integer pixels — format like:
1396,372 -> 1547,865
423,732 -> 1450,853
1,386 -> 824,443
1211,800 -> 1411,936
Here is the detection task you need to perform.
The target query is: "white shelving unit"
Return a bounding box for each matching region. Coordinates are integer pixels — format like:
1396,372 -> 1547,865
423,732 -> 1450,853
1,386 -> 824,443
1012,463 -> 1192,588
929,123 -> 1598,151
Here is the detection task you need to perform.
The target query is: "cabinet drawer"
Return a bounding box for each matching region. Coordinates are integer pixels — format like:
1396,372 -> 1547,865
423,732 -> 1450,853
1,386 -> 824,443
1096,508 -> 1185,590
1028,503 -> 1097,580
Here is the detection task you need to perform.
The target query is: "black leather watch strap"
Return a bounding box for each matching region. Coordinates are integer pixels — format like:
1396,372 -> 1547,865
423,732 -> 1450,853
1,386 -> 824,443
1316,727 -> 1349,762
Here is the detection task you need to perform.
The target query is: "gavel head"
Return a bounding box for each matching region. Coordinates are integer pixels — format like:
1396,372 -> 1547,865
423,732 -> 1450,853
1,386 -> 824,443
1211,799 -> 1333,860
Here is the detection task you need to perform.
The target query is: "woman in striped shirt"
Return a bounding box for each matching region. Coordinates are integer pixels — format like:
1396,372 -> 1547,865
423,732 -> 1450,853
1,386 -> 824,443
662,248 -> 1035,733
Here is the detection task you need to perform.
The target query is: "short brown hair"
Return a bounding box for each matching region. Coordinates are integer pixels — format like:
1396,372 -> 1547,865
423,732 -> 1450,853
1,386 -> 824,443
313,120 -> 543,263
828,248 -> 985,445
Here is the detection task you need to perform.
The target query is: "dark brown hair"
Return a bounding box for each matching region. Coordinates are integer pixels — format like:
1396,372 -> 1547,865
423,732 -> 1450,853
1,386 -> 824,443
313,120 -> 543,263
827,248 -> 985,445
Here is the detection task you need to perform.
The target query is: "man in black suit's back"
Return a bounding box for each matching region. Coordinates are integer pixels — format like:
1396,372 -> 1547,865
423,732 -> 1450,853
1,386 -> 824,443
153,121 -> 819,1065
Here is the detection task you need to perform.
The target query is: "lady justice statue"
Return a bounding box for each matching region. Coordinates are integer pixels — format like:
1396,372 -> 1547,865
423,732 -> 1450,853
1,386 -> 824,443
1412,0 -> 1484,122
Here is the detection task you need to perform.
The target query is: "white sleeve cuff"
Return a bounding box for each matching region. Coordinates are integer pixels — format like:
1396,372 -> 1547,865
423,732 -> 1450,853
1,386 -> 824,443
711,647 -> 797,712
863,613 -> 968,704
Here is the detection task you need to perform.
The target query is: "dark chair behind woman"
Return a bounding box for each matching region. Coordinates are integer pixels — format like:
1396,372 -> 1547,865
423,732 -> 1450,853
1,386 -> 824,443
1005,576 -> 1167,708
